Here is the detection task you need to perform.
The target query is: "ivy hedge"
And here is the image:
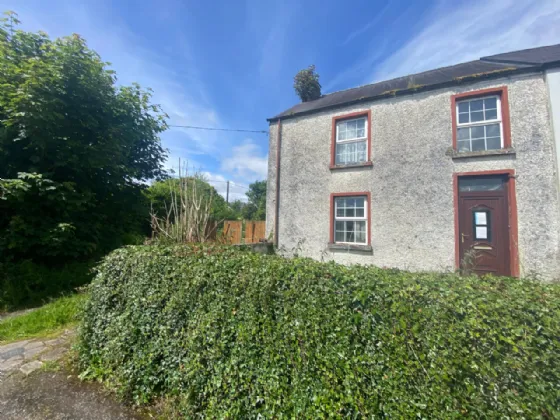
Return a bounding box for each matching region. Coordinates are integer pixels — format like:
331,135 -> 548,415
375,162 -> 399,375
78,246 -> 560,418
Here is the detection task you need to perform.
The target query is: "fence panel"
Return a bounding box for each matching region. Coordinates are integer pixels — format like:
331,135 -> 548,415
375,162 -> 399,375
245,221 -> 266,244
222,220 -> 266,244
223,220 -> 242,244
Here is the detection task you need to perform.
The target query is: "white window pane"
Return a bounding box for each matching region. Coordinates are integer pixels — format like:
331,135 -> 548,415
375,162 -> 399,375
484,97 -> 497,109
347,128 -> 357,139
356,208 -> 364,217
355,221 -> 366,232
336,141 -> 366,164
335,231 -> 345,242
346,221 -> 355,242
346,198 -> 355,207
356,230 -> 366,244
458,102 -> 469,113
485,109 -> 497,120
355,197 -> 364,207
458,113 -> 469,124
470,99 -> 483,111
356,128 -> 365,138
337,130 -> 346,141
486,123 -> 500,137
336,208 -> 344,217
457,127 -> 469,140
335,221 -> 344,231
476,226 -> 488,239
471,111 -> 484,122
458,140 -> 470,151
357,118 -> 365,129
475,212 -> 487,225
345,208 -> 355,217
471,126 -> 484,139
472,139 -> 485,151
486,137 -> 501,150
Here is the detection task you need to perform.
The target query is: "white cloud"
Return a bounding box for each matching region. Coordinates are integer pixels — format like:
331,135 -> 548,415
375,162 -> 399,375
371,0 -> 560,82
220,140 -> 268,181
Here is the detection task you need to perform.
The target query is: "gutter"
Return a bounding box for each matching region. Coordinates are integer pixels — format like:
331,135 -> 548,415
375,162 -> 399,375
274,119 -> 282,248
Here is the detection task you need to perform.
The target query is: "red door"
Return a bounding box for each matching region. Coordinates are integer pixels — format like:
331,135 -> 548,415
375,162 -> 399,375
458,175 -> 511,276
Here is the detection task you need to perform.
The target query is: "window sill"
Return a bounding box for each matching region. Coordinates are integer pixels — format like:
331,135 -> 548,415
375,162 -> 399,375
447,148 -> 516,159
330,161 -> 373,170
328,243 -> 373,252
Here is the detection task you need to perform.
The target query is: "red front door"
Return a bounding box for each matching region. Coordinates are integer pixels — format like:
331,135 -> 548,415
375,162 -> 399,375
458,175 -> 511,276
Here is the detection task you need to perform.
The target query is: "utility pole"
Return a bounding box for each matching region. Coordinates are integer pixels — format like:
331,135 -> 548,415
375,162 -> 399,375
226,180 -> 230,204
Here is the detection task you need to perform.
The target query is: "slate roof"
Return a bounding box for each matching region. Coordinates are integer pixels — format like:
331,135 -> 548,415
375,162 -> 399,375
269,44 -> 560,121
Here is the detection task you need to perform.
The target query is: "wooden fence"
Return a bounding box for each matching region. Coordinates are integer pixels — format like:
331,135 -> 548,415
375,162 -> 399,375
222,220 -> 266,244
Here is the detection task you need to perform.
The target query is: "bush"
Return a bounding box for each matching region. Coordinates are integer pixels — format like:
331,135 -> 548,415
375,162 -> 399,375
0,260 -> 93,311
78,246 -> 560,418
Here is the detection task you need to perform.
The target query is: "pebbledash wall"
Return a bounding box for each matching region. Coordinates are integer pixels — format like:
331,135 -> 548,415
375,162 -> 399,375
266,73 -> 560,280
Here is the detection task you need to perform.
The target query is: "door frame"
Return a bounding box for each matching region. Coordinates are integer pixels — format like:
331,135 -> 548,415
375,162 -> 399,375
453,169 -> 519,276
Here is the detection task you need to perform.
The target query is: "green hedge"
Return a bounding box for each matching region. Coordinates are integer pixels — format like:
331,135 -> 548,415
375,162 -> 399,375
78,246 -> 560,418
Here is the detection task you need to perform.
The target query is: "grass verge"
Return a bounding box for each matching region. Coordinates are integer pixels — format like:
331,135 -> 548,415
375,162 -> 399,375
0,293 -> 87,344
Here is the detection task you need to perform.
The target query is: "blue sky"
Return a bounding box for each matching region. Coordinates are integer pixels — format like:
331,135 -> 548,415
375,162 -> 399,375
4,0 -> 560,200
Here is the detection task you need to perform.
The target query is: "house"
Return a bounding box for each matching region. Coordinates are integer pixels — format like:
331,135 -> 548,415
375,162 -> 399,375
266,44 -> 560,280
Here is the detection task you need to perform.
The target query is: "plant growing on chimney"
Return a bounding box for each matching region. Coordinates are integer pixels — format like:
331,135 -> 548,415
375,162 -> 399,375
293,65 -> 321,102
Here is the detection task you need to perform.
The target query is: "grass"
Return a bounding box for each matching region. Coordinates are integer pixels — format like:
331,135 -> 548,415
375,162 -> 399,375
0,293 -> 87,344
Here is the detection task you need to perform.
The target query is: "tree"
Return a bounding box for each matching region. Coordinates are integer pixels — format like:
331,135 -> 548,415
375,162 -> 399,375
228,200 -> 246,220
144,176 -> 238,224
0,12 -> 167,261
242,180 -> 266,221
293,65 -> 321,102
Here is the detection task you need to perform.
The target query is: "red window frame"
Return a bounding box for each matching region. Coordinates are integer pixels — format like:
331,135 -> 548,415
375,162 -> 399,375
330,110 -> 372,168
329,192 -> 371,245
450,86 -> 512,150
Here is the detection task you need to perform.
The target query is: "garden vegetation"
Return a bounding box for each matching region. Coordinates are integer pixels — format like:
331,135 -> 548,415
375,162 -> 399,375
79,245 -> 560,418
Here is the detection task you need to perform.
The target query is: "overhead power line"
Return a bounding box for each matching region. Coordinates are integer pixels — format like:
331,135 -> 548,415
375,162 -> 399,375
168,124 -> 268,134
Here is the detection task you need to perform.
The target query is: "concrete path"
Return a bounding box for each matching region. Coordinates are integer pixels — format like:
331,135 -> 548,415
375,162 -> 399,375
0,331 -> 142,419
0,330 -> 74,378
0,370 -> 142,419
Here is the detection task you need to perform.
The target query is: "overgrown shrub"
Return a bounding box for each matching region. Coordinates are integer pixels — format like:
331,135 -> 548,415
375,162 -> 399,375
293,65 -> 321,102
0,260 -> 93,311
79,246 -> 560,418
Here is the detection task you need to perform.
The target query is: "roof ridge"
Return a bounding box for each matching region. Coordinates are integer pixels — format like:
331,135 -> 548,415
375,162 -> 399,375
481,43 -> 559,60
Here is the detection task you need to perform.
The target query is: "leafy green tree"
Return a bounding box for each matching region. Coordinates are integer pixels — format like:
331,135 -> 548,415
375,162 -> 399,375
293,65 -> 321,102
0,12 -> 167,261
242,180 -> 266,220
228,199 -> 246,220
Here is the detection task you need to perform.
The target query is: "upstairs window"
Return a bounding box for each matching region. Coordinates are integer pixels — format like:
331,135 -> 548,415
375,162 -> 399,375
335,117 -> 367,165
456,96 -> 502,152
331,111 -> 371,167
452,87 -> 511,152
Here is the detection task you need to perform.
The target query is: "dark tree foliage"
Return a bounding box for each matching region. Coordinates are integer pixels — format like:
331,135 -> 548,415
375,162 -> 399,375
0,12 -> 167,262
242,180 -> 266,220
293,65 -> 321,102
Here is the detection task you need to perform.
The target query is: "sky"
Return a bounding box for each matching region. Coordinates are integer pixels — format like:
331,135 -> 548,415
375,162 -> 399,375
3,0 -> 560,200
